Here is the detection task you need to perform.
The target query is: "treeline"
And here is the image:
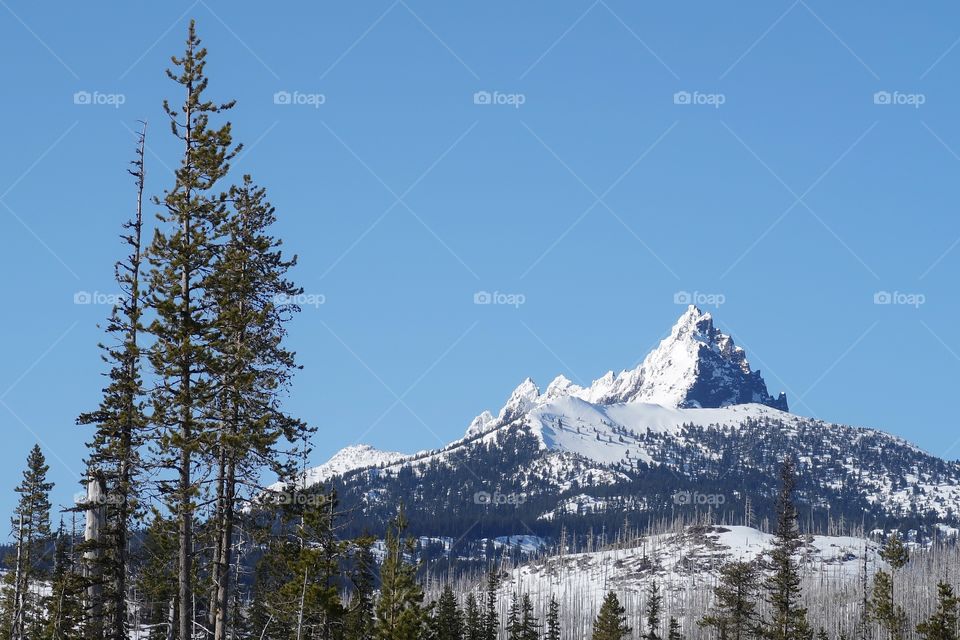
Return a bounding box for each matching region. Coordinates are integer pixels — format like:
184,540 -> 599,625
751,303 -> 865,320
0,20 -> 456,640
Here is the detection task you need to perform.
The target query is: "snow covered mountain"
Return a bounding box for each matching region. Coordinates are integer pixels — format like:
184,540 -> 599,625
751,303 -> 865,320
465,305 -> 786,440
302,306 -> 960,542
276,444 -> 406,490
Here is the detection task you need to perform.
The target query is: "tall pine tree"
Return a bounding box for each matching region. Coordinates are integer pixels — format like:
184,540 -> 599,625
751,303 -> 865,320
373,505 -> 425,640
593,591 -> 631,640
763,457 -> 811,640
916,582 -> 959,640
146,20 -> 238,640
700,560 -> 762,640
205,174 -> 308,640
3,446 -> 54,640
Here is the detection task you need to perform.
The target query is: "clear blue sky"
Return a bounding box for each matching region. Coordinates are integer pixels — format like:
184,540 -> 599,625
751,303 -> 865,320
1,1 -> 959,517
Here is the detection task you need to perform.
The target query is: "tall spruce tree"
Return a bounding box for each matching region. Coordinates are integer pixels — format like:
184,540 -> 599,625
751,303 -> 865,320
374,506 -> 425,640
430,584 -> 463,640
519,593 -> 540,640
545,595 -> 561,640
507,592 -> 521,640
77,120 -> 149,640
464,594 -> 484,640
916,582 -> 959,640
700,560 -> 762,640
3,445 -> 54,640
42,522 -> 84,640
146,20 -> 239,640
482,569 -> 500,640
593,591 -> 631,640
763,457 -> 811,640
645,580 -> 663,640
254,488 -> 343,640
205,174 -> 308,640
135,514 -> 179,640
870,533 -> 910,640
870,569 -> 906,640
344,534 -> 377,640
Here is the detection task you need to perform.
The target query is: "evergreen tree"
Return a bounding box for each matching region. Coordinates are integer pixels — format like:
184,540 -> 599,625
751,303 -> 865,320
41,522 -> 84,640
507,592 -> 521,640
520,593 -> 540,640
206,173 -> 308,640
546,595 -> 561,640
146,20 -> 238,639
669,617 -> 684,640
77,120 -> 149,640
593,591 -> 632,640
374,506 -> 426,640
916,582 -> 959,640
870,570 -> 906,640
430,584 -> 463,640
879,534 -> 909,572
763,457 -> 811,640
700,560 -> 762,640
344,534 -> 377,640
645,580 -> 663,640
134,515 -> 178,640
870,534 -> 910,640
464,594 -> 484,640
482,569 -> 500,640
254,488 -> 344,639
2,445 -> 54,640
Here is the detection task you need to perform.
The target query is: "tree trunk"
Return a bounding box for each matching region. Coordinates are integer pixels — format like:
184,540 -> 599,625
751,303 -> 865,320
85,474 -> 106,634
213,459 -> 236,640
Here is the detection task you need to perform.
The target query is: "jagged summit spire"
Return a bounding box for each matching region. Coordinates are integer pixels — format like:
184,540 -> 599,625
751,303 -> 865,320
463,306 -> 788,438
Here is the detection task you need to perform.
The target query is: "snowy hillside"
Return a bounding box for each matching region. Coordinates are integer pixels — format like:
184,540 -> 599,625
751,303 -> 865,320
487,525 -> 883,638
502,525 -> 882,601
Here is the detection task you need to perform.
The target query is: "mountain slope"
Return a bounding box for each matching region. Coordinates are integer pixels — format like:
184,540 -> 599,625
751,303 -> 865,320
302,306 -> 959,542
